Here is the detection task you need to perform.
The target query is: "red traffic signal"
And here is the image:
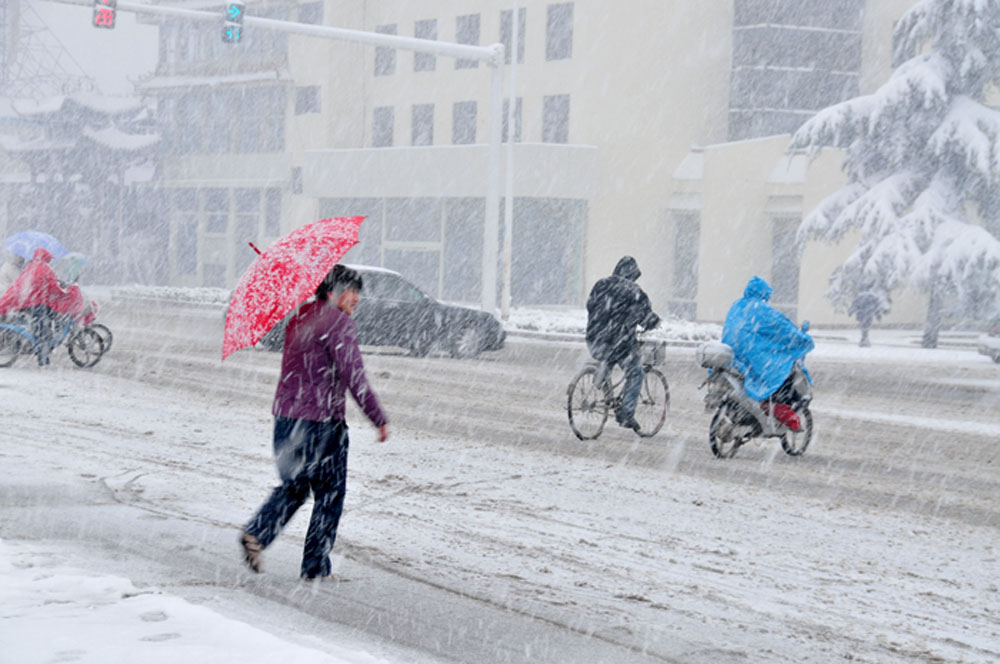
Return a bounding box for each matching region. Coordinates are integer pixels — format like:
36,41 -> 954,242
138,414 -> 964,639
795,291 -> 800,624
92,0 -> 117,29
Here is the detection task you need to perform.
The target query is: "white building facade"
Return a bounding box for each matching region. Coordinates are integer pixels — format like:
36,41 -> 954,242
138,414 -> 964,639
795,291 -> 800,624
147,0 -> 949,325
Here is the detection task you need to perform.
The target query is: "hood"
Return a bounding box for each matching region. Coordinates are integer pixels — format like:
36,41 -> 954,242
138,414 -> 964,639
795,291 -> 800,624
743,275 -> 773,301
613,255 -> 641,281
32,248 -> 54,263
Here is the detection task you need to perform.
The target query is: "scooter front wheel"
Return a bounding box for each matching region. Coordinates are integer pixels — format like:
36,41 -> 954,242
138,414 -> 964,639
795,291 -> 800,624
780,407 -> 813,456
709,403 -> 743,459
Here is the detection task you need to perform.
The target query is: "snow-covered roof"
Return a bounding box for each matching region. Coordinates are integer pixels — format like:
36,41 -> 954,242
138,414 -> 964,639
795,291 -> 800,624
673,150 -> 704,180
0,134 -> 75,152
124,163 -> 156,184
82,126 -> 160,151
4,95 -> 145,117
67,93 -> 144,115
767,153 -> 809,184
138,70 -> 293,91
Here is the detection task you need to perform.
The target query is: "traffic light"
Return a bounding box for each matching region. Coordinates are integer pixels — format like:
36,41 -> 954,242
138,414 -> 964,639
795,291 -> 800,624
92,0 -> 117,29
223,2 -> 245,43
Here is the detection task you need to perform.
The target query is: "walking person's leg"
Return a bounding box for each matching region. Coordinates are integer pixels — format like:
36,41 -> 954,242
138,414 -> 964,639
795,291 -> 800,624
241,417 -> 315,572
300,420 -> 350,579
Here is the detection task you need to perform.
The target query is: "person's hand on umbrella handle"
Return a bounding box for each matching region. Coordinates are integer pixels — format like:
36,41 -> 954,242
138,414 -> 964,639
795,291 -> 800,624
377,425 -> 389,442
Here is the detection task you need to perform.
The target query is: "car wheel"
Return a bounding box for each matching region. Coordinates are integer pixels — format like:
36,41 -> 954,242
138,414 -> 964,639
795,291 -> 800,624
450,326 -> 481,359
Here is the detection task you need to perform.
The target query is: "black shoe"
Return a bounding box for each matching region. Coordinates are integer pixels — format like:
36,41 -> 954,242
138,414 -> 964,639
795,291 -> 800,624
617,416 -> 641,432
240,532 -> 262,573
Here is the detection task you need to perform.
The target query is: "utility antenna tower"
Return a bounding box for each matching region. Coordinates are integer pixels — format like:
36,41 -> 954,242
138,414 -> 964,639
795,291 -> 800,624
2,0 -> 96,99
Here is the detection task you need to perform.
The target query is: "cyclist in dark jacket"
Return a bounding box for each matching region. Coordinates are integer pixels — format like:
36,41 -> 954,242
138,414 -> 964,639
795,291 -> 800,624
585,256 -> 660,430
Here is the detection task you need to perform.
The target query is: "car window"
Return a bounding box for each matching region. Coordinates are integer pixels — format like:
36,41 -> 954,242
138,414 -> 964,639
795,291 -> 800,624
383,275 -> 424,303
361,272 -> 423,303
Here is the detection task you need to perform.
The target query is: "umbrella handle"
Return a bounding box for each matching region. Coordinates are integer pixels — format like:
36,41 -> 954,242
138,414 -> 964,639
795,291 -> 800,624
248,242 -> 262,256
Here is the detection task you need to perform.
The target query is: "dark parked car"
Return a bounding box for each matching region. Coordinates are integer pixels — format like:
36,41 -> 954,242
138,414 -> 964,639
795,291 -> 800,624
259,265 -> 505,358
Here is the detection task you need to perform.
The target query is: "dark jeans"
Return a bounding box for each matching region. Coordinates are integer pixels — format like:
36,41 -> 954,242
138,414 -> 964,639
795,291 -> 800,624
244,416 -> 350,578
20,305 -> 61,365
615,350 -> 643,422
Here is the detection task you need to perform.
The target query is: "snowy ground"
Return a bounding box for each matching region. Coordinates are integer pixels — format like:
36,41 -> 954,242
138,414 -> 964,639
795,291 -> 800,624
2,298 -> 999,663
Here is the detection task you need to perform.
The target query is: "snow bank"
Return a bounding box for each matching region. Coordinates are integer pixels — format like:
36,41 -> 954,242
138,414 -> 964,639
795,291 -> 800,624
110,285 -> 722,341
0,539 -> 390,664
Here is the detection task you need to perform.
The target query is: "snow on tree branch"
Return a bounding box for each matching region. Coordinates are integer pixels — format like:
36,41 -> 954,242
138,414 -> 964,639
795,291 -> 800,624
792,0 -> 1000,336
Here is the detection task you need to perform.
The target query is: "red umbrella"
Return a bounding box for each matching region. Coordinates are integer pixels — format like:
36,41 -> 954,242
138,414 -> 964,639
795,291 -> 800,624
222,216 -> 364,360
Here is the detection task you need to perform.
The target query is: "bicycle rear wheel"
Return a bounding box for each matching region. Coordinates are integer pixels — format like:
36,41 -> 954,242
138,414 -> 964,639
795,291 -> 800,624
633,367 -> 669,437
87,323 -> 113,353
567,366 -> 611,440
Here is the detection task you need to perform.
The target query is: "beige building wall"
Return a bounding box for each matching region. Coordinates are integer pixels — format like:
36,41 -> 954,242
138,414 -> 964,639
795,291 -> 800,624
666,0 -> 944,326
284,1 -> 733,307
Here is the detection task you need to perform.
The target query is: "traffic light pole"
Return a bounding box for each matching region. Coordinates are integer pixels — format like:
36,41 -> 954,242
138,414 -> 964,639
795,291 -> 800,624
53,0 -> 508,316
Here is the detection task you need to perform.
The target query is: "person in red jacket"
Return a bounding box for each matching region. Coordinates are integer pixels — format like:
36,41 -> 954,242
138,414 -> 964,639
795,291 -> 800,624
0,247 -> 84,365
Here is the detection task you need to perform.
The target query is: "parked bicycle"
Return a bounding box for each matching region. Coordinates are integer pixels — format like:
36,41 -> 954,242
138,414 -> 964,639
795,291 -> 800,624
0,311 -> 107,368
567,339 -> 670,439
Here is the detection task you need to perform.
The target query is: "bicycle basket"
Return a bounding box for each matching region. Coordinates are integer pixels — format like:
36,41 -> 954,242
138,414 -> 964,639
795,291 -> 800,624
639,340 -> 665,366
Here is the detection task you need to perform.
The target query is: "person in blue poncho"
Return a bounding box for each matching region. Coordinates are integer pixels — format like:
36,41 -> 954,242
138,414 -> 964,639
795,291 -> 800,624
721,276 -> 814,404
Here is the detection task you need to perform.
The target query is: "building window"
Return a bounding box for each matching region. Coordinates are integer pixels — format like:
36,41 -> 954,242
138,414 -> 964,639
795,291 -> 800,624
265,188 -> 282,235
452,101 -> 477,144
669,211 -> 700,320
455,14 -> 480,69
375,24 -> 397,76
203,264 -> 226,288
500,8 -> 526,64
414,19 -> 437,72
546,3 -> 573,60
298,2 -> 323,25
502,97 -> 522,142
771,215 -> 801,319
234,87 -> 286,153
174,189 -> 198,275
234,188 -> 260,276
412,104 -> 434,146
373,106 -> 394,147
204,188 -> 228,234
295,86 -> 321,114
542,94 -> 569,143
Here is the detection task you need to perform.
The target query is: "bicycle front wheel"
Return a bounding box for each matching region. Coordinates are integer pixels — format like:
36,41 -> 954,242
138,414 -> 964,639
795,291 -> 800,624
567,367 -> 611,440
633,367 -> 670,438
0,328 -> 22,367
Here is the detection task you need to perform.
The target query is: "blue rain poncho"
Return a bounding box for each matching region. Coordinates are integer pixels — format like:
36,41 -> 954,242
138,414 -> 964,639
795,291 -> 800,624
721,276 -> 814,401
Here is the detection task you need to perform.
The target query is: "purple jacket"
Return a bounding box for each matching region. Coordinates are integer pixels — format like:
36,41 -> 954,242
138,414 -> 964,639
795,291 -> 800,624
272,298 -> 387,427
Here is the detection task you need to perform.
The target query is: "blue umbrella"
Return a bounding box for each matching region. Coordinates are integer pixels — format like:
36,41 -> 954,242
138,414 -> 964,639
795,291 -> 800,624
4,230 -> 69,260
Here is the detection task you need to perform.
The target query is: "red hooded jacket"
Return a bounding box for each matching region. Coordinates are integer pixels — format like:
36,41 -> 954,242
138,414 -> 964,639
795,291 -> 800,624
0,248 -> 84,318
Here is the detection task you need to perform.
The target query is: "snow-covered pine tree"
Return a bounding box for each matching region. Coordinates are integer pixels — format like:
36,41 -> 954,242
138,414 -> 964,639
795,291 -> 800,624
789,0 -> 1000,347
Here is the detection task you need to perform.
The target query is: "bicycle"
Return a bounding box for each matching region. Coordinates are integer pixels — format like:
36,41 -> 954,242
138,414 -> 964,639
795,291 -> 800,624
0,311 -> 107,368
567,339 -> 670,439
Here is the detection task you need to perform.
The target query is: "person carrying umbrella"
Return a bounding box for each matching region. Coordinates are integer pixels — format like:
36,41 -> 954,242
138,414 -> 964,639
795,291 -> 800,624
240,264 -> 389,580
0,247 -> 85,365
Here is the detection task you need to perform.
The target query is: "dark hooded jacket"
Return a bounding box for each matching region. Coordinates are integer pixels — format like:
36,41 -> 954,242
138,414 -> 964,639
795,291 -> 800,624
585,256 -> 660,362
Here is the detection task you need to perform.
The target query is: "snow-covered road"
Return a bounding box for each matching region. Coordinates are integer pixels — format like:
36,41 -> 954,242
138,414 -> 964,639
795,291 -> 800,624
2,300 -> 998,663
